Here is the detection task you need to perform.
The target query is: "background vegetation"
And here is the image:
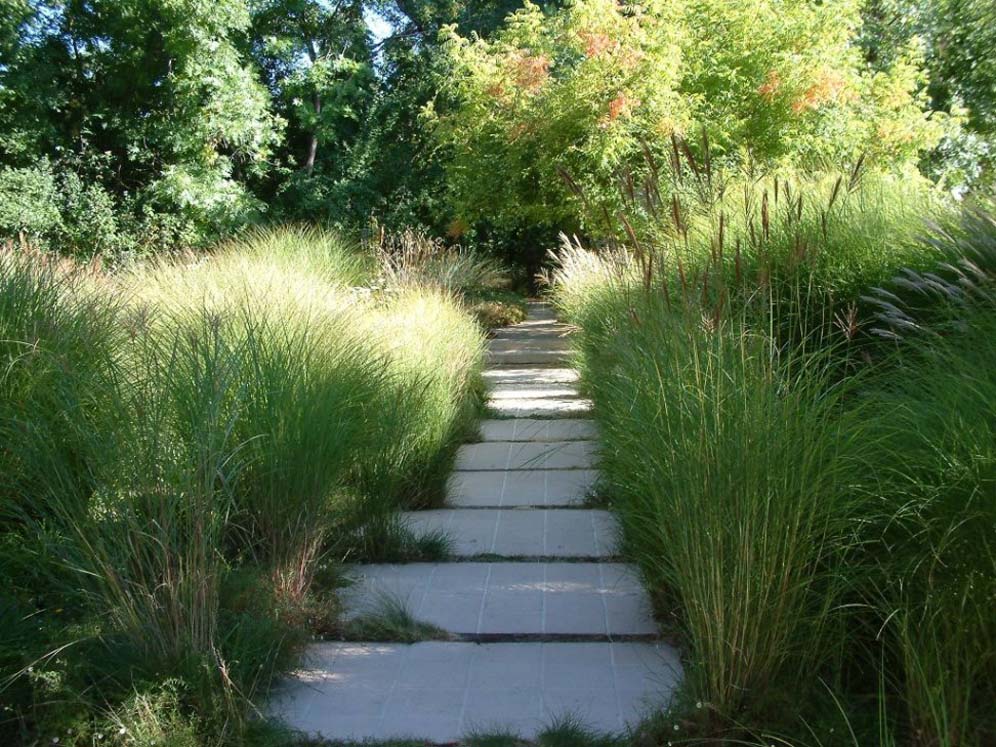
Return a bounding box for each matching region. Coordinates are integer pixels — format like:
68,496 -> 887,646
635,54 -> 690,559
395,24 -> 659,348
0,0 -> 993,260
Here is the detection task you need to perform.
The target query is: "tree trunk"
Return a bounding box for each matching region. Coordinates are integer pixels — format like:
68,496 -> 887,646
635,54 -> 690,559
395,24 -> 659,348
305,90 -> 321,172
303,38 -> 323,173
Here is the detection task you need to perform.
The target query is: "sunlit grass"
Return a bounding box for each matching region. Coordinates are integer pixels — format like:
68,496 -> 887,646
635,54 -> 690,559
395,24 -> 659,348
548,191 -> 996,744
0,226 -> 486,744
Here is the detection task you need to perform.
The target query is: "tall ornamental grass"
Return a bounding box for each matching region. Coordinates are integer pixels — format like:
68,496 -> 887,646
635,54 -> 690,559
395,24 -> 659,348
559,275 -> 865,718
548,196 -> 996,744
0,226 -> 485,745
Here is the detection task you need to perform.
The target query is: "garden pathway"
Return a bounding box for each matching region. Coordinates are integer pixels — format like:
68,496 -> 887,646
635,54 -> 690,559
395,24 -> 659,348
271,301 -> 682,744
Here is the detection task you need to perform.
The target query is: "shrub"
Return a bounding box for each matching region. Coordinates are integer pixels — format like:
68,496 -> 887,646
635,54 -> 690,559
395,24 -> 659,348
0,163 -> 65,246
373,226 -> 508,293
552,276 -> 865,719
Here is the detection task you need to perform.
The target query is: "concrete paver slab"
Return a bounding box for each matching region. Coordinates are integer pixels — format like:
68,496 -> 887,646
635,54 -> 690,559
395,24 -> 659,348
487,396 -> 593,418
455,440 -> 597,471
270,641 -> 682,743
488,383 -> 582,400
489,349 -> 572,365
482,367 -> 579,385
342,562 -> 655,636
446,468 -> 597,507
476,418 -> 598,442
489,338 -> 572,353
403,508 -> 619,558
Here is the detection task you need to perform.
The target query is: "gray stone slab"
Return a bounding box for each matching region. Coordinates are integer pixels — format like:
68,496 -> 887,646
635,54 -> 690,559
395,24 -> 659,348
489,338 -> 571,353
491,327 -> 570,342
476,418 -> 598,443
446,469 -> 598,507
488,382 -> 582,400
270,641 -> 682,743
482,367 -> 579,385
455,441 -> 597,471
403,509 -> 619,558
342,562 -> 655,636
487,396 -> 593,418
488,349 -> 572,365
523,303 -> 558,319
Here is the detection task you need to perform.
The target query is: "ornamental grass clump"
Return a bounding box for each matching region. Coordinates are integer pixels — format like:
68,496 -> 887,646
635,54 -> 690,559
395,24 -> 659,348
557,277 -> 865,719
0,226 -> 486,744
549,194 -> 996,744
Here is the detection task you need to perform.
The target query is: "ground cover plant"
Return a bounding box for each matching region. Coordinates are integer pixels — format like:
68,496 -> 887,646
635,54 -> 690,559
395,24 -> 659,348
0,227 -> 487,745
548,173 -> 996,744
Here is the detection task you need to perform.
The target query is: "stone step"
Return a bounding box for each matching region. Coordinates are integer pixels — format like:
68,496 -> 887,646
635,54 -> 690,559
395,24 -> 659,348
483,366 -> 579,385
488,382 -> 581,399
524,302 -> 558,319
491,326 -> 570,341
342,562 -> 657,637
474,418 -> 597,442
489,349 -> 571,366
489,338 -> 571,353
487,396 -> 593,418
447,468 -> 597,507
455,440 -> 597,471
270,641 -> 682,744
404,508 -> 618,558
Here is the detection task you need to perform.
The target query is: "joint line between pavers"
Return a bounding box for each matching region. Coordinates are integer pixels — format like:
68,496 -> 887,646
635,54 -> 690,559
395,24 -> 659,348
591,510 -> 604,560
456,646 -> 475,735
497,468 -> 510,508
378,644 -> 409,725
541,508 -> 549,555
474,563 -> 494,636
413,564 -> 439,619
489,507 -> 504,555
609,641 -> 625,731
541,562 -> 548,635
538,641 -> 547,721
597,561 -> 611,637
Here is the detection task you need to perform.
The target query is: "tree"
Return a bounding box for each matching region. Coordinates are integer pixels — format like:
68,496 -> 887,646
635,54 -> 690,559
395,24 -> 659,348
251,0 -> 372,174
860,0 -> 996,188
0,0 -> 280,252
429,0 -> 946,236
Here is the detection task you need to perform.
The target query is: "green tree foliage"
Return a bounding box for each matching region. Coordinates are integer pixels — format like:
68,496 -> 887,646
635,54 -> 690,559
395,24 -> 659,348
324,0 -> 559,235
860,0 -> 996,188
248,0 -> 376,223
430,0 -> 947,234
0,0 -> 280,253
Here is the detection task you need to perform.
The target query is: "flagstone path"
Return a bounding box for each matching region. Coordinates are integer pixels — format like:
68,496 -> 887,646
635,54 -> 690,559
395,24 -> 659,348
270,301 -> 682,744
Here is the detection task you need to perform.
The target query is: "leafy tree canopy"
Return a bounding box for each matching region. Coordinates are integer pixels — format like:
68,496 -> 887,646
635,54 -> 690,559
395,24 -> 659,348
430,0 -> 948,233
0,0 -> 280,251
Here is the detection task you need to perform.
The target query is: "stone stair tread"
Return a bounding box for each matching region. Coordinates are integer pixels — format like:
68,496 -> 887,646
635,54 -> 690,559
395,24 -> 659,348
482,367 -> 580,385
487,382 -> 581,398
341,561 -> 657,637
455,440 -> 597,471
475,418 -> 598,442
447,468 -> 597,507
491,328 -> 571,342
489,338 -> 571,353
489,349 -> 572,365
270,641 -> 682,744
404,508 -> 619,558
487,397 -> 593,418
